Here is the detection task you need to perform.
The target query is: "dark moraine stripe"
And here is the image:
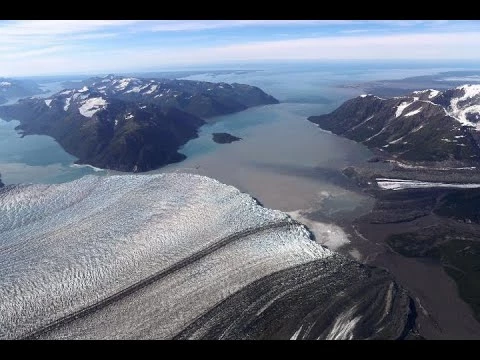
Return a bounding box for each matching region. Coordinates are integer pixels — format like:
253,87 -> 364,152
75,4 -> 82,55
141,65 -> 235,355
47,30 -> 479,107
22,220 -> 293,340
175,256 -> 414,340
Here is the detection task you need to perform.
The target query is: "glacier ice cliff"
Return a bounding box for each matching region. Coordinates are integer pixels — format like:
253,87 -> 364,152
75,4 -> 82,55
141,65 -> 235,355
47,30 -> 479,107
0,174 -> 414,339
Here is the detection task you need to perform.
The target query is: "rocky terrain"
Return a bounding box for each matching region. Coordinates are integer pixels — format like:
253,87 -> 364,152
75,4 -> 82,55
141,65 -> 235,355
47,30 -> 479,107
0,173 -> 415,340
212,132 -> 242,144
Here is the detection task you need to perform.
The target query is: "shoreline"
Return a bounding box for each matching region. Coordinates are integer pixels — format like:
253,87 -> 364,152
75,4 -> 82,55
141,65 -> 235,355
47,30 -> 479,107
337,162 -> 480,339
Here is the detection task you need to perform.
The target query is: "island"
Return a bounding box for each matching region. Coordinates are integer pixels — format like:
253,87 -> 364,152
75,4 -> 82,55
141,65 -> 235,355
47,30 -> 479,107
212,132 -> 242,144
0,75 -> 279,172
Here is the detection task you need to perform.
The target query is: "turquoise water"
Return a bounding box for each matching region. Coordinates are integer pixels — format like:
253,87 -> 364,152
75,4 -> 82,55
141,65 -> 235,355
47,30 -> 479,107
1,62 -> 479,186
0,82 -> 105,185
0,119 -> 103,185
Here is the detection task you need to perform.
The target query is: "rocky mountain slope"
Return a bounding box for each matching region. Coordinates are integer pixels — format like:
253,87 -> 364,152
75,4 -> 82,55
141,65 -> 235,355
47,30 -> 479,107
308,85 -> 480,163
0,173 -> 415,339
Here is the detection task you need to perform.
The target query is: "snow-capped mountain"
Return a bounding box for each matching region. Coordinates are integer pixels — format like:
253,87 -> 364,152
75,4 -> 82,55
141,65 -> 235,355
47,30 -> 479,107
79,74 -> 279,117
0,77 -> 44,104
308,85 -> 480,163
0,87 -> 205,172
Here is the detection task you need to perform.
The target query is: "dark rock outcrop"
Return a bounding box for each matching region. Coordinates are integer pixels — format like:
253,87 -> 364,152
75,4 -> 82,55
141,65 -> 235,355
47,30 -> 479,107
212,132 -> 242,144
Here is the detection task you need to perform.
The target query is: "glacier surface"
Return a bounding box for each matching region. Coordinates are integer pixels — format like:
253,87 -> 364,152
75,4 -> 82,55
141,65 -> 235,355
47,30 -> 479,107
0,174 -> 412,339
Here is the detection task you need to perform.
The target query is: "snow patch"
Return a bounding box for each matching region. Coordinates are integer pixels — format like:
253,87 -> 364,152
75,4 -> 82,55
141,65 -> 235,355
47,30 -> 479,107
125,86 -> 142,94
115,78 -> 136,91
351,115 -> 374,131
64,97 -> 71,111
389,135 -> 406,144
412,89 -> 440,99
395,100 -> 414,118
404,108 -> 422,117
390,160 -> 476,171
144,84 -> 158,95
458,84 -> 480,99
78,97 -> 107,118
290,325 -> 303,340
326,306 -> 362,340
44,99 -> 52,107
411,124 -> 424,132
447,85 -> 480,128
69,163 -> 104,172
376,178 -> 480,190
428,89 -> 440,99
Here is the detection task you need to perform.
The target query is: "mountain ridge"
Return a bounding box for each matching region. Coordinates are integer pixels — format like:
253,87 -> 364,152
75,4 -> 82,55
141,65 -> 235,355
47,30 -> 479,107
308,85 -> 480,164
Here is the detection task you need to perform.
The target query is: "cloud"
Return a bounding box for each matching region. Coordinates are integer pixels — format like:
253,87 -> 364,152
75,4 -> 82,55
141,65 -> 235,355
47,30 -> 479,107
121,31 -> 480,65
0,20 -> 138,37
148,20 -> 357,32
340,29 -> 370,34
146,20 -> 463,32
1,21 -> 480,76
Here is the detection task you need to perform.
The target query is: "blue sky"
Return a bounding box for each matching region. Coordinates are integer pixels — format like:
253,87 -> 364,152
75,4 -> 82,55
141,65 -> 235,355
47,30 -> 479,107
1,20 -> 480,77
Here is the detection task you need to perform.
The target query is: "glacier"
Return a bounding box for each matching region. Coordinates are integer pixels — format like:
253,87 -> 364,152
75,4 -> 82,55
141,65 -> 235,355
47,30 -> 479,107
0,174 -> 414,339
